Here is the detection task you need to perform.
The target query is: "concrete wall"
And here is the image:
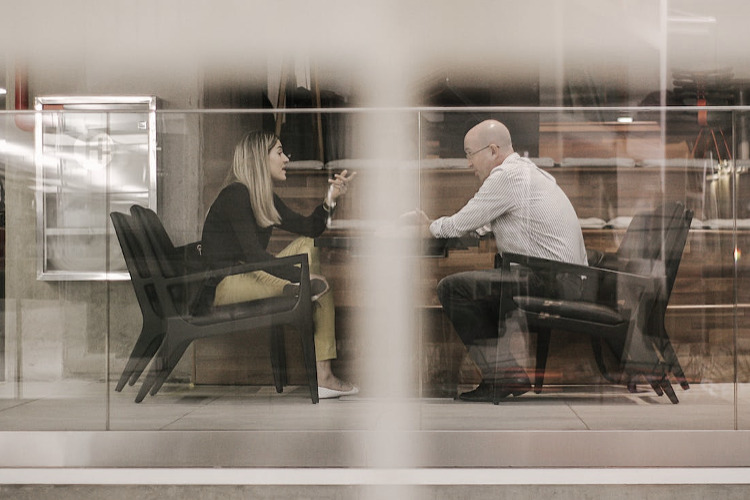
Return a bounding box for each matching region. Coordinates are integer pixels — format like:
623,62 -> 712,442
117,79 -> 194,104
5,55 -> 209,382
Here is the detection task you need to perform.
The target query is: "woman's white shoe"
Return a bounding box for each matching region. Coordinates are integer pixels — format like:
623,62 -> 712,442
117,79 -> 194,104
318,385 -> 359,399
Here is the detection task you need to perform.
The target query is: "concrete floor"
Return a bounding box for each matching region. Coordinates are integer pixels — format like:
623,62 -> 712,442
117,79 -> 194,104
0,379 -> 748,432
2,381 -> 750,498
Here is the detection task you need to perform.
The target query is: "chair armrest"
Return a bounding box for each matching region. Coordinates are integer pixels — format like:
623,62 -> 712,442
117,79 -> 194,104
503,252 -> 654,282
501,252 -> 658,302
174,241 -> 201,254
161,253 -> 312,317
211,254 -> 310,282
596,255 -> 666,277
165,253 -> 311,287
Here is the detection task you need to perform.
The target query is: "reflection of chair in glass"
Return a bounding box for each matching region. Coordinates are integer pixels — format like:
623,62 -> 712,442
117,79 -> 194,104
111,205 -> 319,403
499,202 -> 693,403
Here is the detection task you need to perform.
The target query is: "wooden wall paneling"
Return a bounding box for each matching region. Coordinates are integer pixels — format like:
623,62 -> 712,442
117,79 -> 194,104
194,166 -> 748,389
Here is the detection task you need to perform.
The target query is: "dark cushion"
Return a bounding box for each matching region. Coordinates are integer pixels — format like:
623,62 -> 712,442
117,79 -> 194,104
513,296 -> 625,325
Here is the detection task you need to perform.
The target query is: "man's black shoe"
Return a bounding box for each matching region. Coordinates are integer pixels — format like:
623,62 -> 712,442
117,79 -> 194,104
458,375 -> 532,404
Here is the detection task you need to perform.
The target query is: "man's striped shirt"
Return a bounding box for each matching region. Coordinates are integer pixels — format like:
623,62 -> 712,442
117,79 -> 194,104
429,153 -> 587,266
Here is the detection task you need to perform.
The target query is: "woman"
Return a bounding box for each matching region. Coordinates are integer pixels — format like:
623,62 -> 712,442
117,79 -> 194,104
201,130 -> 357,399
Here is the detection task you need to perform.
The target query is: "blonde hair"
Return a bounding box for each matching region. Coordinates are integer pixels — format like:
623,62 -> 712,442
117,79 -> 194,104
225,131 -> 282,228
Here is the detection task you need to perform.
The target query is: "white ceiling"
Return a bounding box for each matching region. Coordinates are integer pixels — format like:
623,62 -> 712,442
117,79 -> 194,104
6,1 -> 750,104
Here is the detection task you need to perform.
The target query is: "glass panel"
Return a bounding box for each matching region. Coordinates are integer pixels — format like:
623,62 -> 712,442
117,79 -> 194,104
1,111 -> 109,430
736,108 -> 750,430
2,0 -> 750,476
418,108 -> 741,430
106,109 -> 422,432
0,106 -> 746,437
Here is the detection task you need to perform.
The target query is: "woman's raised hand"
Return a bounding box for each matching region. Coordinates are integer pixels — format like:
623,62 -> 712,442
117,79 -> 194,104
327,169 -> 357,201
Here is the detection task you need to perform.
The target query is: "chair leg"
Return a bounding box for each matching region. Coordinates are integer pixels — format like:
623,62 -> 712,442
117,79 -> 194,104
590,337 -> 619,384
115,329 -> 163,391
279,331 -> 288,386
135,357 -> 162,403
654,328 -> 690,390
647,310 -> 690,391
298,318 -> 319,404
126,335 -> 164,388
660,377 -> 680,404
135,337 -> 190,402
645,374 -> 679,404
270,326 -> 286,394
647,377 -> 664,397
627,379 -> 638,393
116,344 -> 146,392
534,328 -> 551,394
148,340 -> 192,397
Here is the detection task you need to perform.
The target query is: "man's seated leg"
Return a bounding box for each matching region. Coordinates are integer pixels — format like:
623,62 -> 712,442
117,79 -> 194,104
437,269 -> 506,346
437,269 -> 532,402
460,312 -> 532,402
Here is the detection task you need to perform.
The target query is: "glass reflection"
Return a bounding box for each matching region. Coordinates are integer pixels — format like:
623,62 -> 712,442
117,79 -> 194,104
0,107 -> 746,434
417,109 -> 742,429
1,112 -> 109,430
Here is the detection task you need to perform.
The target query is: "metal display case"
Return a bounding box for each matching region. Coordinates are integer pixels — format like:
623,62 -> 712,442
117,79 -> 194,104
34,96 -> 157,280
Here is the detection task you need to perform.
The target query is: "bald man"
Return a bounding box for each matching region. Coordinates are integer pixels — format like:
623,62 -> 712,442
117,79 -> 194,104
428,120 -> 587,402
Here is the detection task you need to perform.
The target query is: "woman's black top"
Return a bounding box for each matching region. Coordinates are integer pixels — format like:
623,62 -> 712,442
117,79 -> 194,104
201,182 -> 328,282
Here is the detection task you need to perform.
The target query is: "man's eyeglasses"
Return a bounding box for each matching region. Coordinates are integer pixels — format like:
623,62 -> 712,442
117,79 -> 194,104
465,144 -> 492,159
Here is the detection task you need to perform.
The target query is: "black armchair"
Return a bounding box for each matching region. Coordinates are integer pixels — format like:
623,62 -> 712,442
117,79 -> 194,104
111,205 -> 319,403
596,201 -> 693,392
499,202 -> 692,403
112,210 -> 202,393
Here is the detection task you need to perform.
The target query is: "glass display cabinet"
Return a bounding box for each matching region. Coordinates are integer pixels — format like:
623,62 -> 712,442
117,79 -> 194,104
34,95 -> 157,280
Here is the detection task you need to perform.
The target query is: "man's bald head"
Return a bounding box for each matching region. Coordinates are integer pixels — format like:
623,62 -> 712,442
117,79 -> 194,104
467,120 -> 513,157
463,120 -> 515,181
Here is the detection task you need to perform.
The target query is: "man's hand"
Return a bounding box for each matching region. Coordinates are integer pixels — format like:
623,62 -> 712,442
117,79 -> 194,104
399,209 -> 435,239
399,209 -> 432,226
